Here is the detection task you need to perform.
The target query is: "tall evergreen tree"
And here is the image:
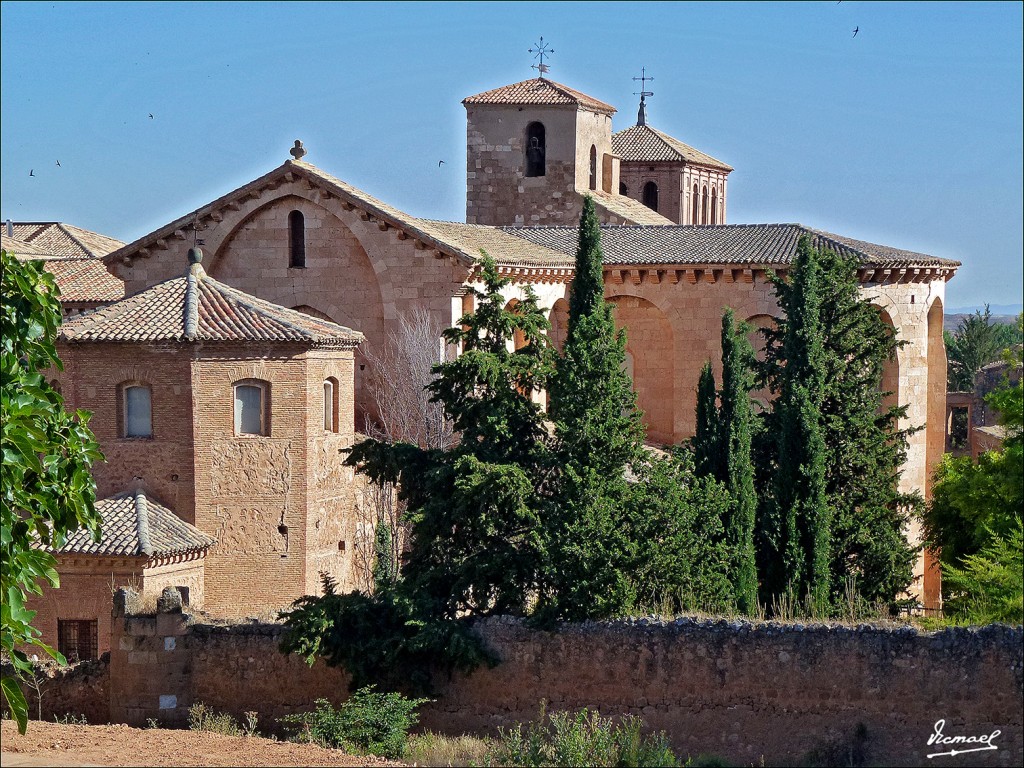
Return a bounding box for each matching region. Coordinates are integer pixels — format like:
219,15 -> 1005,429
758,237 -> 831,608
757,236 -> 917,609
718,309 -> 759,613
541,195 -> 647,620
692,361 -> 720,479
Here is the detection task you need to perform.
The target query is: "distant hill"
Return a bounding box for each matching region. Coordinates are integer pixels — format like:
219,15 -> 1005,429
947,304 -> 1022,315
946,313 -> 1019,333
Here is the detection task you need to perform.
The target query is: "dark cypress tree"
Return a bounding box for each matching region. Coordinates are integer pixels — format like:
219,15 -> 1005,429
719,309 -> 759,613
542,195 -> 646,620
692,361 -> 720,479
759,236 -> 831,608
757,236 -> 917,610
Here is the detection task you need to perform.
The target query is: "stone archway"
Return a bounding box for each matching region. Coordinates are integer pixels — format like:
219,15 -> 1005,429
608,295 -> 675,443
548,298 -> 569,353
874,306 -> 901,414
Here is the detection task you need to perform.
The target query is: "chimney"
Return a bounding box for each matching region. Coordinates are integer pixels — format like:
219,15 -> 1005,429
5,219 -> 12,238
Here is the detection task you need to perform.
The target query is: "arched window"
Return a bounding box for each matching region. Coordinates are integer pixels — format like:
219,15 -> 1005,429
619,182 -> 628,196
234,379 -> 270,436
525,122 -> 546,177
701,185 -> 708,225
711,188 -> 718,225
324,377 -> 340,432
121,383 -> 152,438
589,145 -> 598,191
642,181 -> 659,212
691,183 -> 699,224
288,210 -> 305,268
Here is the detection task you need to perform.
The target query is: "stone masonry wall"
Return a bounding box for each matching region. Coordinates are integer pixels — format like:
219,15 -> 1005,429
100,594 -> 1021,767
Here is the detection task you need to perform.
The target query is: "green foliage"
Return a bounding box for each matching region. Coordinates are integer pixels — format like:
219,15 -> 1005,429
566,195 -> 606,332
925,333 -> 1022,608
280,575 -> 493,694
1,251 -> 103,733
406,731 -> 492,767
692,362 -> 720,480
941,517 -> 1023,625
755,237 -> 917,611
280,688 -> 429,759
944,305 -> 1012,391
487,706 -> 680,768
372,511 -> 396,591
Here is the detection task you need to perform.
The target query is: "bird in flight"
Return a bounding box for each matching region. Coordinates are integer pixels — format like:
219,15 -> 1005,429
149,113 -> 154,119
853,26 -> 859,37
438,160 -> 445,167
29,169 -> 34,176
56,160 -> 61,167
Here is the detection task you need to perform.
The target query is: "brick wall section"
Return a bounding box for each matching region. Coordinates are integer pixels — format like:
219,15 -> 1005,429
3,657 -> 110,724
56,342 -> 197,521
97,597 -> 1022,766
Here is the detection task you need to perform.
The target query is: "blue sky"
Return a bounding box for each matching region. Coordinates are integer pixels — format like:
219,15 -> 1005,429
2,1 -> 1021,309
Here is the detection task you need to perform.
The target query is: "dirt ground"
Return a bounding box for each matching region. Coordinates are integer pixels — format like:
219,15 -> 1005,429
0,720 -> 401,767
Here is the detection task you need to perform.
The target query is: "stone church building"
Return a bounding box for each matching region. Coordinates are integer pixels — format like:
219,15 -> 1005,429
16,73 -> 956,641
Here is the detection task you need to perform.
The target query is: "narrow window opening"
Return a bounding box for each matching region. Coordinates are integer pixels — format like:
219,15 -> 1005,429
324,377 -> 340,432
711,188 -> 718,225
701,185 -> 709,225
123,384 -> 153,437
642,181 -> 659,212
691,183 -> 699,224
234,380 -> 269,436
589,145 -> 598,191
525,122 -> 546,177
619,182 -> 628,196
288,210 -> 305,268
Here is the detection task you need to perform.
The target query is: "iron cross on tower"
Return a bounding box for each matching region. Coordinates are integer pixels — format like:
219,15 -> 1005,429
633,67 -> 654,126
529,37 -> 554,77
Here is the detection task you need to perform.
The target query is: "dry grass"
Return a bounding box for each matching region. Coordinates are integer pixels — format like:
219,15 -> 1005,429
405,731 -> 491,767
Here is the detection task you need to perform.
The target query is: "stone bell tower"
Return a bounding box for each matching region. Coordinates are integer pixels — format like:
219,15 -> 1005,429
463,77 -> 620,226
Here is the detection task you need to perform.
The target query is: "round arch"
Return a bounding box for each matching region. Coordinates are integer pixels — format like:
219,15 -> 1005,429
873,306 -> 901,414
607,294 -> 675,443
548,298 -> 569,353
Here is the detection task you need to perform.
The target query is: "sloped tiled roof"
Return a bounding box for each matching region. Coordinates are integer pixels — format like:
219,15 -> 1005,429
503,223 -> 961,268
41,258 -> 125,303
589,189 -> 675,225
414,220 -> 573,268
61,253 -> 363,346
2,233 -> 54,258
106,160 -> 570,272
55,490 -> 215,558
7,222 -> 125,258
463,78 -> 616,115
612,124 -> 733,171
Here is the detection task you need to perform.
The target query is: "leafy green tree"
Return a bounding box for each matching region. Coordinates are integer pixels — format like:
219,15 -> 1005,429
945,305 -> 1004,391
1,250 -> 103,733
757,237 -> 917,609
925,325 -> 1023,571
941,517 -> 1023,625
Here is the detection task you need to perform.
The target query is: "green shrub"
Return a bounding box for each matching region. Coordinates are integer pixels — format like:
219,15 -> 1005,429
187,702 -> 242,736
486,706 -> 680,767
279,687 -> 429,759
942,517 -> 1023,625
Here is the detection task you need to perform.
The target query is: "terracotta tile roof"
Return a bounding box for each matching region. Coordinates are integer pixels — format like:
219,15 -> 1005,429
55,490 -> 215,558
2,233 -> 54,258
61,254 -> 363,347
589,189 -> 676,225
413,220 -> 574,268
7,222 -> 125,258
503,223 -> 961,269
41,258 -> 125,303
612,124 -> 733,171
463,78 -> 616,115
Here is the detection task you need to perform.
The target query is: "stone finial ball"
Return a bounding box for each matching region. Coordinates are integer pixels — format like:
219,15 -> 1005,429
188,247 -> 203,264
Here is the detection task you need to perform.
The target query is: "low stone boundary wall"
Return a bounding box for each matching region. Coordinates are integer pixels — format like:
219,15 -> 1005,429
17,589 -> 1024,766
3,655 -> 110,725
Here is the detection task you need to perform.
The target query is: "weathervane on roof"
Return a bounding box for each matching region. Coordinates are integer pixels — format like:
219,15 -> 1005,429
632,67 -> 654,126
529,37 -> 554,78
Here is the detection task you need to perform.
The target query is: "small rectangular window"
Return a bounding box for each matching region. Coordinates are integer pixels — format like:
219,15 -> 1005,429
234,383 -> 265,435
125,385 -> 152,437
58,619 -> 98,662
324,380 -> 334,431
